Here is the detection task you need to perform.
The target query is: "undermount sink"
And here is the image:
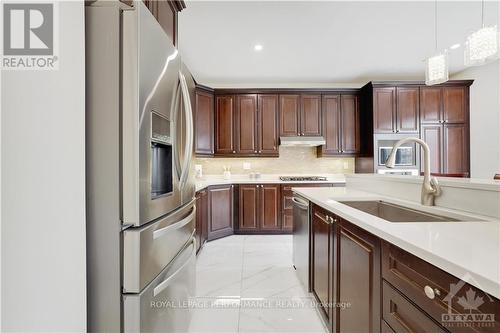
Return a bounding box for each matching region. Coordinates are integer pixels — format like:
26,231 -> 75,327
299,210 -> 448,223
338,200 -> 475,222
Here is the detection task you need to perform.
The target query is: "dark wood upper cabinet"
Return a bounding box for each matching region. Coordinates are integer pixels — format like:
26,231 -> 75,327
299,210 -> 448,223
318,94 -> 359,156
237,184 -> 280,232
373,87 -> 419,134
300,94 -> 322,136
215,96 -> 235,155
396,87 -> 419,133
195,89 -> 214,155
338,220 -> 381,333
238,185 -> 259,231
235,94 -> 258,154
420,87 -> 442,123
207,184 -> 234,240
443,86 -> 467,123
259,184 -> 280,231
279,95 -> 300,137
373,87 -> 396,133
340,95 -> 360,154
311,204 -> 337,330
320,95 -> 341,155
258,95 -> 279,156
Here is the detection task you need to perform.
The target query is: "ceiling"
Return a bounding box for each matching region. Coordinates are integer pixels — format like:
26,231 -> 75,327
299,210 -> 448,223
178,1 -> 500,87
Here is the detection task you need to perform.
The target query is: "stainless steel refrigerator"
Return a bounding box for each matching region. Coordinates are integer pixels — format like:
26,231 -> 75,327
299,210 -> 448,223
86,1 -> 196,331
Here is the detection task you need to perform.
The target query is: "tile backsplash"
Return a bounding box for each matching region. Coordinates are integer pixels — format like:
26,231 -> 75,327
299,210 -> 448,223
195,146 -> 355,175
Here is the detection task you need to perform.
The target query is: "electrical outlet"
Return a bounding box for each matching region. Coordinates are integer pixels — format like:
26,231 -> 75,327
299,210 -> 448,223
243,162 -> 251,170
343,162 -> 349,169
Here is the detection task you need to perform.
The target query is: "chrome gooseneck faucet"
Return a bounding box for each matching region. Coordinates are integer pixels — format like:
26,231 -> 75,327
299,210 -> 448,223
385,137 -> 441,206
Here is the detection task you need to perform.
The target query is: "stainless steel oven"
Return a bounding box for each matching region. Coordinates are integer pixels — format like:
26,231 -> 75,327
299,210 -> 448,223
378,146 -> 414,166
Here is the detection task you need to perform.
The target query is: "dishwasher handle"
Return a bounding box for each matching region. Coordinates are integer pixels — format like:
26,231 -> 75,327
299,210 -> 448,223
292,197 -> 309,210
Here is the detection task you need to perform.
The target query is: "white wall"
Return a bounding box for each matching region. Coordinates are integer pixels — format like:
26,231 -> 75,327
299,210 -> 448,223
1,1 -> 86,332
451,60 -> 500,179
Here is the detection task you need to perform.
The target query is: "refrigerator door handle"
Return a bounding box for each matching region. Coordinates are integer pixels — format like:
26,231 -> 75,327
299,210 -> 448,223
178,71 -> 194,190
152,206 -> 196,240
153,238 -> 196,297
171,81 -> 182,181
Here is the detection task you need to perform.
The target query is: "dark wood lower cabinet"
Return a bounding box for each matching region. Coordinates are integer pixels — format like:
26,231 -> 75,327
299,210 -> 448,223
237,184 -> 281,233
338,219 -> 381,333
383,281 -> 447,333
207,184 -> 234,240
195,189 -> 208,253
311,205 -> 337,330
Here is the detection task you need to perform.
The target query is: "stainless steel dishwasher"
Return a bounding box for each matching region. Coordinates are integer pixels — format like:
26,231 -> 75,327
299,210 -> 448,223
292,194 -> 311,292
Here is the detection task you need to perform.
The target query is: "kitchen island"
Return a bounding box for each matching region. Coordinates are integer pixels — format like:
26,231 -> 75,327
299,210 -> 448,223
293,176 -> 500,333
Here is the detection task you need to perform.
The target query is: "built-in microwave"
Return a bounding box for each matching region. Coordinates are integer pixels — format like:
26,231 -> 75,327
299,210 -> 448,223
378,146 -> 415,166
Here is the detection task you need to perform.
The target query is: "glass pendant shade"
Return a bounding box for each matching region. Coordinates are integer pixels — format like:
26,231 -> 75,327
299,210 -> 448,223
465,25 -> 499,66
425,52 -> 449,86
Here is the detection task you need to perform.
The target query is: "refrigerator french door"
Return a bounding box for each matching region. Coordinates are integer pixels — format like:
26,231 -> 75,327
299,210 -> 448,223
86,1 -> 196,332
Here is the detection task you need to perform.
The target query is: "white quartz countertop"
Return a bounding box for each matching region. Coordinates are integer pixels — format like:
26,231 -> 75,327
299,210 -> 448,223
195,174 -> 346,191
292,187 -> 500,299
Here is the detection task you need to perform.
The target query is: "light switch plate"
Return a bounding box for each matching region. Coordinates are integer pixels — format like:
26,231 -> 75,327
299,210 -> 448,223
243,162 -> 251,170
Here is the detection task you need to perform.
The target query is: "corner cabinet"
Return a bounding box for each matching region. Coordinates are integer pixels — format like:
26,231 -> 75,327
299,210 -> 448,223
215,95 -> 236,155
207,184 -> 234,240
318,94 -> 360,156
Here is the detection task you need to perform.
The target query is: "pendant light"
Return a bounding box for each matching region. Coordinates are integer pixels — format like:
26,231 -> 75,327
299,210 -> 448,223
464,0 -> 499,66
425,0 -> 449,86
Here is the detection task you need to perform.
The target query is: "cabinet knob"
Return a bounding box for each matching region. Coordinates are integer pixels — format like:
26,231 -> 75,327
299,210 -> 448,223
396,130 -> 400,133
254,150 -> 257,153
259,150 -> 262,153
232,151 -> 236,154
424,285 -> 440,299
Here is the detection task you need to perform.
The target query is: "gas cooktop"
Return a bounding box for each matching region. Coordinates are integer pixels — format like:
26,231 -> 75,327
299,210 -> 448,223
279,176 -> 328,182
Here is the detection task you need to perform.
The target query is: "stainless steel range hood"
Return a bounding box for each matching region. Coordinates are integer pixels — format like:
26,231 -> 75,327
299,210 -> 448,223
280,136 -> 326,147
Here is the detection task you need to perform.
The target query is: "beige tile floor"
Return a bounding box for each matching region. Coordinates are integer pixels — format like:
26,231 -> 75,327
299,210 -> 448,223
188,235 -> 328,333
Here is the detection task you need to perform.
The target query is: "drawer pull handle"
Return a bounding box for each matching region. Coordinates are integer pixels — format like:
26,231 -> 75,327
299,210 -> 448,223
424,285 -> 440,299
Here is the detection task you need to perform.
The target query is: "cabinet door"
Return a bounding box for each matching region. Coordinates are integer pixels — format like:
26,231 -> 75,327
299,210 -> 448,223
443,124 -> 468,175
238,185 -> 259,231
340,95 -> 360,154
311,205 -> 336,329
259,185 -> 280,231
319,95 -> 341,155
421,124 -> 443,174
258,95 -> 279,156
236,94 -> 258,155
420,87 -> 442,123
279,95 -> 300,136
373,88 -> 395,133
195,90 -> 214,155
208,185 -> 234,240
396,87 -> 419,133
300,94 -> 322,136
215,96 -> 235,154
339,221 -> 381,333
443,86 -> 466,124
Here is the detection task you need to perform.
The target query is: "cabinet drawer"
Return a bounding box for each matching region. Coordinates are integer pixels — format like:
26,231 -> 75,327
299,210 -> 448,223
382,241 -> 500,333
383,281 -> 447,333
